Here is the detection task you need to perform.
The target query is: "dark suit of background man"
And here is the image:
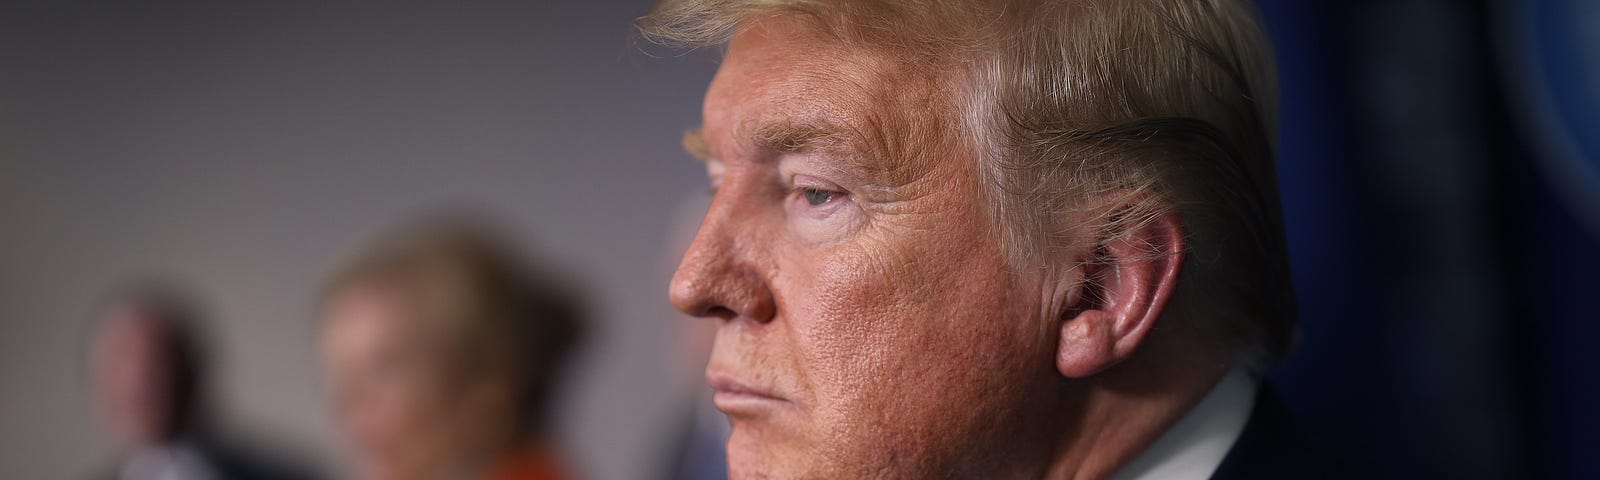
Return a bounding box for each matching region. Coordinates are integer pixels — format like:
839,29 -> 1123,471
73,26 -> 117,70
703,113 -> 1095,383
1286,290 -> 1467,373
88,281 -> 317,480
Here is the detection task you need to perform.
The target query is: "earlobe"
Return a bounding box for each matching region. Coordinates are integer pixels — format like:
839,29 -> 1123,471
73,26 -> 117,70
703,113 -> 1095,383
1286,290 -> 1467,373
1054,204 -> 1185,379
1056,308 -> 1115,378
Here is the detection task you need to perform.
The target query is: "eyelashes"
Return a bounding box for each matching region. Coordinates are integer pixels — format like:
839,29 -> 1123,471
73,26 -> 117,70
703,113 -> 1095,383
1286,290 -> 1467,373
790,172 -> 849,210
800,187 -> 839,206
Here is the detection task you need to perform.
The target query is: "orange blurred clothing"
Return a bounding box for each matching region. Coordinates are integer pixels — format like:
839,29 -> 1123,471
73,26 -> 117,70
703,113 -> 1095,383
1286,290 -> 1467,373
483,448 -> 569,480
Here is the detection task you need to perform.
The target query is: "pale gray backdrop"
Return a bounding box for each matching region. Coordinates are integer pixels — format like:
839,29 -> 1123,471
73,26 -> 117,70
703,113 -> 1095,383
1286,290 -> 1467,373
0,1 -> 719,478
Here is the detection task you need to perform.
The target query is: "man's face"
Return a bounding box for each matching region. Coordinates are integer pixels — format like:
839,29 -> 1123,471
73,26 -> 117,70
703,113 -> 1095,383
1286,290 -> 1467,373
92,309 -> 174,448
671,18 -> 1066,478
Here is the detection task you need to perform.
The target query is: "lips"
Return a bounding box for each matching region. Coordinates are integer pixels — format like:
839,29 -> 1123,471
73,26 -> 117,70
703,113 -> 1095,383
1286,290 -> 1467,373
707,370 -> 793,414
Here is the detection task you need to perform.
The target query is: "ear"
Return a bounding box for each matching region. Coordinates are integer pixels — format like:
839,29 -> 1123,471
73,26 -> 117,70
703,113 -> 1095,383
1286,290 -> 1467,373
1055,199 -> 1185,378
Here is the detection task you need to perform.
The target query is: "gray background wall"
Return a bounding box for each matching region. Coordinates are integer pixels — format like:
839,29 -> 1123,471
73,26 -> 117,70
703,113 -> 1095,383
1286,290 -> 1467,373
0,1 -> 718,478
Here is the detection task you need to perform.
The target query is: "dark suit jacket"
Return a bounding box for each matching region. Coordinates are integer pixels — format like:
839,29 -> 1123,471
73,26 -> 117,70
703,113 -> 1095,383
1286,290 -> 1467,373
1211,384 -> 1352,479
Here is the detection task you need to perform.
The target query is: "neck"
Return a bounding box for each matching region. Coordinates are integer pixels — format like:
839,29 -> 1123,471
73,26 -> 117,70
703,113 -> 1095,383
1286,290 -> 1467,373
1039,347 -> 1230,479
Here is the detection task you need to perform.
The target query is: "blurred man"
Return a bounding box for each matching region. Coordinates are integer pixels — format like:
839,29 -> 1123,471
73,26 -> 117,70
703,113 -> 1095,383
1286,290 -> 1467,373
90,282 -> 315,480
641,0 -> 1335,478
319,217 -> 584,480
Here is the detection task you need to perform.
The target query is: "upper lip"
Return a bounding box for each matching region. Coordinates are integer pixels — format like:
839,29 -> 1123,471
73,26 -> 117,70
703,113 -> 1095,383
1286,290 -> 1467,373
706,370 -> 784,401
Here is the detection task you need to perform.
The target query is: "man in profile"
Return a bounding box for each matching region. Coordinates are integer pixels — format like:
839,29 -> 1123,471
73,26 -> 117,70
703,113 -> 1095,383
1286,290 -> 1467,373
89,282 -> 315,480
641,0 -> 1337,478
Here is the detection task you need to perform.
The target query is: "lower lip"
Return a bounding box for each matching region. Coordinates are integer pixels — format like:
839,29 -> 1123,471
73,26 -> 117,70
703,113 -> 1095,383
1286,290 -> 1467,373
712,390 -> 792,414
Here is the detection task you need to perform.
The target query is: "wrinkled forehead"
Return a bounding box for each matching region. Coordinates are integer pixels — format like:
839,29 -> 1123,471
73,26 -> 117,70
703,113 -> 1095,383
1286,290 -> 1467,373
701,16 -> 960,176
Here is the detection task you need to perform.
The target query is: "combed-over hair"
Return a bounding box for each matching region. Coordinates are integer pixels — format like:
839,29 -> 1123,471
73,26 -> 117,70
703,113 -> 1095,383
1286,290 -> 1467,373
639,0 -> 1295,369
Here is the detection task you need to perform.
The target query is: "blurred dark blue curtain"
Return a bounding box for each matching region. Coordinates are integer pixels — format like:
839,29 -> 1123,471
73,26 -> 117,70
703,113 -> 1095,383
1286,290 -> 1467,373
1257,0 -> 1600,478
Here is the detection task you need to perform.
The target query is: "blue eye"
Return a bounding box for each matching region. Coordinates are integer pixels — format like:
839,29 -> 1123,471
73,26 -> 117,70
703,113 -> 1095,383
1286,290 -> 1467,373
801,188 -> 836,206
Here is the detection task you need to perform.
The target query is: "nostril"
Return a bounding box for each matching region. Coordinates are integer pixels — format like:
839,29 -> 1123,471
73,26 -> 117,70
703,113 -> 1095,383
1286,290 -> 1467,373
703,305 -> 737,320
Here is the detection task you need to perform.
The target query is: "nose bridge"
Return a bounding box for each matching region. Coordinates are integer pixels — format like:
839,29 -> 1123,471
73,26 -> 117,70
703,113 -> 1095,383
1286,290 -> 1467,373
669,183 -> 774,322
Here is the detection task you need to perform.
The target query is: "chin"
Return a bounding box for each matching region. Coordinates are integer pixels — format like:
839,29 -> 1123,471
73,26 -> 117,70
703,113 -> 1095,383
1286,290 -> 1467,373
726,422 -> 803,479
727,424 -> 882,480
725,424 -> 766,476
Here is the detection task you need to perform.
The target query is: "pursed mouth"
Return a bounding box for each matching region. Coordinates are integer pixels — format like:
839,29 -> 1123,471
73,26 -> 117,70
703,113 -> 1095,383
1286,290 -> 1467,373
707,371 -> 794,413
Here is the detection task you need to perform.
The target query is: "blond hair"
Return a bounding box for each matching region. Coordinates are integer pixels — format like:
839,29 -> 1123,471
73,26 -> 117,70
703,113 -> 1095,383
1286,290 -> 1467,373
322,216 -> 585,434
640,0 -> 1294,369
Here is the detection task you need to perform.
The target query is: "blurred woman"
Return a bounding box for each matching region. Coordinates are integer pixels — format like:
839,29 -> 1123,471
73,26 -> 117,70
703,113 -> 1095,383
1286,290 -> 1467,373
318,218 -> 583,480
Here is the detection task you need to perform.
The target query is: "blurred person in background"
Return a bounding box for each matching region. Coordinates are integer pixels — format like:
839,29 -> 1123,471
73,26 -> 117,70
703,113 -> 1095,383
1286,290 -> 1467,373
318,216 -> 585,480
89,281 -> 318,480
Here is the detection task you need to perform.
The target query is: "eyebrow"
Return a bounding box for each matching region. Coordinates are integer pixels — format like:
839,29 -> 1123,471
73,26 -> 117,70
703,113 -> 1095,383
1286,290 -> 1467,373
681,119 -> 859,163
750,120 -> 849,156
682,128 -> 712,162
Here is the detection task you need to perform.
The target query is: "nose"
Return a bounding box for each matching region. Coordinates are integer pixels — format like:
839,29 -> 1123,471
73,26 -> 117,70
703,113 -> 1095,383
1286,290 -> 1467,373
669,195 -> 776,323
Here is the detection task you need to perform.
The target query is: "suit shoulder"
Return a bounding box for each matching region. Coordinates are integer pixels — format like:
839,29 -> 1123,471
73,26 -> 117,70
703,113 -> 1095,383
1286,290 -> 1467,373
1211,383 -> 1353,480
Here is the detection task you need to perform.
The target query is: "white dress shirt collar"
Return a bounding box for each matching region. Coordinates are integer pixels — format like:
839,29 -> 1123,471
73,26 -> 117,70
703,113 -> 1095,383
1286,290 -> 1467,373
1111,367 -> 1258,480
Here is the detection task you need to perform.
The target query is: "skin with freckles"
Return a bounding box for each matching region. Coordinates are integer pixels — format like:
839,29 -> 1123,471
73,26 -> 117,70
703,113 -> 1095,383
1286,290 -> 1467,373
670,16 -> 1230,480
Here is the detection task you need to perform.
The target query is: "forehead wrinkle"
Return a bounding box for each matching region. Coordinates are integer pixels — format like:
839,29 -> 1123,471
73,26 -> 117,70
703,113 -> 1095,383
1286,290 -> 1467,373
715,20 -> 955,192
737,76 -> 913,190
723,81 -> 863,165
786,50 -> 954,193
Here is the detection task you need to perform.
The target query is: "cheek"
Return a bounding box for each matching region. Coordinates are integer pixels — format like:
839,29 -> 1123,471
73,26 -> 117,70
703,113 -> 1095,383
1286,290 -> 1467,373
341,373 -> 443,460
340,387 -> 394,455
784,223 -> 1045,446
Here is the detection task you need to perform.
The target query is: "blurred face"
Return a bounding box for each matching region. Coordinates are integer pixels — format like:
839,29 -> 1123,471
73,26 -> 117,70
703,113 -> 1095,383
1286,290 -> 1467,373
92,309 -> 174,448
670,18 -> 1066,479
321,287 -> 489,480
